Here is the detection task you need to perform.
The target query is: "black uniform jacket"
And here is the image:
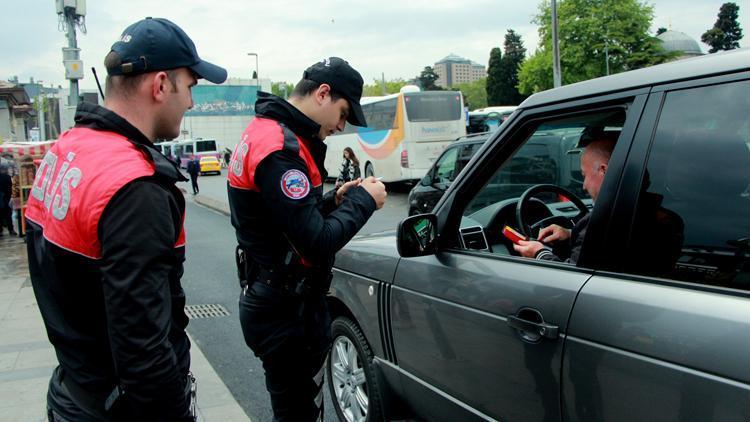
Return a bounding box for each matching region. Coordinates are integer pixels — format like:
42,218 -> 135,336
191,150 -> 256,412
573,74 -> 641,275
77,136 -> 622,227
228,93 -> 376,274
26,102 -> 193,420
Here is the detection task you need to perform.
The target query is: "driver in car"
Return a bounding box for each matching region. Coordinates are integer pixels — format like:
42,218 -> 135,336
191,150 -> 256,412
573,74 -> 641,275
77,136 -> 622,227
514,138 -> 615,263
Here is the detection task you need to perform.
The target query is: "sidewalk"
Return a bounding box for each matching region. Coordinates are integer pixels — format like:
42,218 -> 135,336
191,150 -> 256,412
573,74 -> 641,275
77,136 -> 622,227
0,235 -> 248,421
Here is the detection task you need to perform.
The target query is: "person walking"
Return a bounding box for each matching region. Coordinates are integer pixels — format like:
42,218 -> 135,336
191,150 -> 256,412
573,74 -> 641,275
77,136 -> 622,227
227,57 -> 386,421
24,17 -> 226,421
0,165 -> 15,236
335,146 -> 361,188
187,157 -> 200,194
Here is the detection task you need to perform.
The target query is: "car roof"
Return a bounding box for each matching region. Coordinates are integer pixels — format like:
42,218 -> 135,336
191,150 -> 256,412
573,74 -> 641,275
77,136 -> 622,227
453,132 -> 491,145
520,48 -> 750,109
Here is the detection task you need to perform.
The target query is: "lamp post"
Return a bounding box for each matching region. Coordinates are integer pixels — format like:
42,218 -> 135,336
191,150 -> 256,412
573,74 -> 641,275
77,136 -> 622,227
247,52 -> 259,91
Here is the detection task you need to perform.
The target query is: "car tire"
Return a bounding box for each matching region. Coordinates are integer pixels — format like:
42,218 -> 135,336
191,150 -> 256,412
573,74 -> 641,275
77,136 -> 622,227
364,162 -> 375,178
327,317 -> 383,422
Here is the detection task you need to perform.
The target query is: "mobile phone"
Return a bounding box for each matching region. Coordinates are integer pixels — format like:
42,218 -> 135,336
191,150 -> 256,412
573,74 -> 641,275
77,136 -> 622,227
502,225 -> 528,244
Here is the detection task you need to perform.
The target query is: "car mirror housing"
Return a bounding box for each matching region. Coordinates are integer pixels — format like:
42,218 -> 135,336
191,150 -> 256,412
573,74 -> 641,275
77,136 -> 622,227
420,175 -> 432,186
397,213 -> 438,257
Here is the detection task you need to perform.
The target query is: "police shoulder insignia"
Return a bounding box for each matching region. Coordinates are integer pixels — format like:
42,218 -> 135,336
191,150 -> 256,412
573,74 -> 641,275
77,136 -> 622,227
280,169 -> 310,199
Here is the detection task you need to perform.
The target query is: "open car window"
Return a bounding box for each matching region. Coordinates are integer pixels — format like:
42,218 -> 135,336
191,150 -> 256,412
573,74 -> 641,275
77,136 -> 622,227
458,108 -> 627,256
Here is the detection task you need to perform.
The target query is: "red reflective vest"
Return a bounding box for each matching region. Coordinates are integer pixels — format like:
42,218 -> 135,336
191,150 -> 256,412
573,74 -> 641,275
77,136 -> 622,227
25,127 -> 186,259
227,117 -> 322,191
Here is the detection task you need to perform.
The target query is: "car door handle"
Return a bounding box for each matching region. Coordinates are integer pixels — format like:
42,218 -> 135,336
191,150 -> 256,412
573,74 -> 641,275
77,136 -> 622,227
507,315 -> 559,340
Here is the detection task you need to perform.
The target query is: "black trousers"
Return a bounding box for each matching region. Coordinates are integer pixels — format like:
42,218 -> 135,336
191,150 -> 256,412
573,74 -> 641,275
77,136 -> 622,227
190,175 -> 199,194
239,281 -> 332,422
0,206 -> 13,234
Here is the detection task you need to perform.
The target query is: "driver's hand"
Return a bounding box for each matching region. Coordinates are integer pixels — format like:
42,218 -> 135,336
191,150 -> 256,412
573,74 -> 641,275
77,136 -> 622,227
537,224 -> 571,244
514,240 -> 547,258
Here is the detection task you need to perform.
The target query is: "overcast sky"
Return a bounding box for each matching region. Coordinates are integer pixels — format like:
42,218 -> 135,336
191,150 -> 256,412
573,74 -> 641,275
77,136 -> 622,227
2,0 -> 747,91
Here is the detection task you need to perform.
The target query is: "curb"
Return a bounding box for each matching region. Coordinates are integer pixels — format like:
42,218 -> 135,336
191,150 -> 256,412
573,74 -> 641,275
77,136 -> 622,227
194,195 -> 231,216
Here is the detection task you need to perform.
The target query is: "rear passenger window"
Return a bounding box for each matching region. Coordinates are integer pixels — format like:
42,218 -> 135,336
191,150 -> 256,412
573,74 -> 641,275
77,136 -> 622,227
626,80 -> 750,289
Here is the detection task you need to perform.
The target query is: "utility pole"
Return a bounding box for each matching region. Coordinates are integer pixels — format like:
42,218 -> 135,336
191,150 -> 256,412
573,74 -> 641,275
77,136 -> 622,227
56,0 -> 87,109
551,0 -> 562,88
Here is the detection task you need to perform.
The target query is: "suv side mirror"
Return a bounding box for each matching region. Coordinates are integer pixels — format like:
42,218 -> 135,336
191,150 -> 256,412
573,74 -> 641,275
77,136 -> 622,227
420,174 -> 432,186
397,214 -> 438,257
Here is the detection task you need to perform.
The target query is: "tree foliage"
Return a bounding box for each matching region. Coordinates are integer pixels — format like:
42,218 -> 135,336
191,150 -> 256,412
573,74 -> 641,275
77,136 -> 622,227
363,78 -> 409,96
417,66 -> 442,91
701,2 -> 743,53
485,47 -> 503,105
494,29 -> 528,105
271,82 -> 294,98
518,0 -> 677,95
453,78 -> 487,110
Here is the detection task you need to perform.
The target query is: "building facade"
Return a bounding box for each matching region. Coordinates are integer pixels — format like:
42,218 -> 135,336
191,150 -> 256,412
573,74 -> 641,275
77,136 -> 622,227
434,54 -> 486,88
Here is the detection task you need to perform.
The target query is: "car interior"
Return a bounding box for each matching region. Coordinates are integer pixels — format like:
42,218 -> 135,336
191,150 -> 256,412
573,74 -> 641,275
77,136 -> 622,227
457,110 -> 626,258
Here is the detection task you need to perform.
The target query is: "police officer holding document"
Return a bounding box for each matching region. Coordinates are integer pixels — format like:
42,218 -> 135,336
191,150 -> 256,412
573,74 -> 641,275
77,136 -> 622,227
25,17 -> 226,421
228,57 -> 386,421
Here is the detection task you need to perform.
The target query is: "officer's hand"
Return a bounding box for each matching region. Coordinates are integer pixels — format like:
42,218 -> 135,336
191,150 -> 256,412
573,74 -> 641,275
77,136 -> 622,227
336,179 -> 361,206
537,224 -> 571,244
361,176 -> 387,209
513,240 -> 546,258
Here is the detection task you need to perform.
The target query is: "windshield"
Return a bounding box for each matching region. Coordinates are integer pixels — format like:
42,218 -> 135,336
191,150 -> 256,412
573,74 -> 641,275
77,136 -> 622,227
404,92 -> 462,122
196,140 -> 217,153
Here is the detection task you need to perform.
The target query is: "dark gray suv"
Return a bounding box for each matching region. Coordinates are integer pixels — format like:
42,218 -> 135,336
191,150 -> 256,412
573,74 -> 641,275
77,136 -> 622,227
325,49 -> 750,422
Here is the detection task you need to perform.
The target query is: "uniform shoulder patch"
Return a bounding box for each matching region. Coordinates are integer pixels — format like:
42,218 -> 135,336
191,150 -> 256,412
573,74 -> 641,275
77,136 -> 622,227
280,169 -> 310,199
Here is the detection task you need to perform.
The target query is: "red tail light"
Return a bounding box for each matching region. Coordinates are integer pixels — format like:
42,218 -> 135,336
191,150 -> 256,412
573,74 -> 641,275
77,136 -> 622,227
401,149 -> 409,168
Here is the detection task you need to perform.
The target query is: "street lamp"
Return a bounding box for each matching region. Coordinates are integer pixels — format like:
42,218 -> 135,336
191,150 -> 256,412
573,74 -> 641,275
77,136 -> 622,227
247,52 -> 259,91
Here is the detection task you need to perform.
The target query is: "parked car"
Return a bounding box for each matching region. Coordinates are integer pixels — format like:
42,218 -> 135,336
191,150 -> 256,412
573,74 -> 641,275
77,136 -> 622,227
407,132 -> 489,216
468,107 -> 517,134
199,156 -> 221,175
325,48 -> 750,422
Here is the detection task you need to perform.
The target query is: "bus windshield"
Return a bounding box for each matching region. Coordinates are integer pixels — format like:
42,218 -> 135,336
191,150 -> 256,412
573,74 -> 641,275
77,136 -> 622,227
196,139 -> 217,153
404,92 -> 462,122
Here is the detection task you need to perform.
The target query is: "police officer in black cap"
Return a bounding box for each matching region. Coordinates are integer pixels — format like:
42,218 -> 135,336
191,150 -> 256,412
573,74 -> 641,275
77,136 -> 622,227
228,57 -> 386,421
26,17 -> 226,421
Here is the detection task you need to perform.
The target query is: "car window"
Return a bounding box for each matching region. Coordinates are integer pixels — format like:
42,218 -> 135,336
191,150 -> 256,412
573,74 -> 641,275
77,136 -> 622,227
458,108 -> 627,255
454,143 -> 481,177
433,146 -> 459,184
625,80 -> 750,289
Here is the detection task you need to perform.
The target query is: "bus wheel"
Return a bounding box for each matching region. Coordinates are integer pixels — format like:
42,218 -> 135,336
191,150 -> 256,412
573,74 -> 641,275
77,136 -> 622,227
365,162 -> 375,178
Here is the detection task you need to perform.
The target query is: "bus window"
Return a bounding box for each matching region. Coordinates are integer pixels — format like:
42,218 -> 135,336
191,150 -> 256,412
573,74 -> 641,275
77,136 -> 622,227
363,98 -> 398,131
404,92 -> 462,122
196,140 -> 217,153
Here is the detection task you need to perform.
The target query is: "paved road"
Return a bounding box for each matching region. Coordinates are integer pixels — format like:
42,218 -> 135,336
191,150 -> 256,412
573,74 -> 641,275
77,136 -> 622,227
179,169 -> 413,421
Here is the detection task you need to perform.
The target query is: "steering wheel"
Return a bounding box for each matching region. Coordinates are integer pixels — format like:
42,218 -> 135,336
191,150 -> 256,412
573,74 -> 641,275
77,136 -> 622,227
515,184 -> 589,238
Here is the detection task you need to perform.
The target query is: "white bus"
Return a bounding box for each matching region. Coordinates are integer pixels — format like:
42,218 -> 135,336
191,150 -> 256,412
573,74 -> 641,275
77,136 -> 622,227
170,138 -> 220,168
325,87 -> 466,183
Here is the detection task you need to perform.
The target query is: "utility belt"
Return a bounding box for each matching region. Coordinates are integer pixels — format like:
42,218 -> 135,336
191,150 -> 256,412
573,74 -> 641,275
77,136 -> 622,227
56,367 -> 197,420
236,246 -> 333,296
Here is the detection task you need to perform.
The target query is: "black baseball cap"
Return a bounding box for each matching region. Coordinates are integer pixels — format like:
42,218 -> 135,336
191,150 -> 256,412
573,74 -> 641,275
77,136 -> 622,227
107,17 -> 227,84
303,57 -> 367,127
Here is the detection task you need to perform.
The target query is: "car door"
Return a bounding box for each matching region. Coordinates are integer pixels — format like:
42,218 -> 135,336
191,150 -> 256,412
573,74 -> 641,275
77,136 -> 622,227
388,93 -> 648,421
563,75 -> 750,421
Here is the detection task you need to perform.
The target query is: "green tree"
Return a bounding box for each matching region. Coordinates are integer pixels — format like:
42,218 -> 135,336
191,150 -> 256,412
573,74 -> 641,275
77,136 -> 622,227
518,0 -> 677,95
485,47 -> 503,105
453,78 -> 487,110
362,78 -> 409,96
271,82 -> 294,98
702,2 -> 743,53
495,29 -> 528,105
417,66 -> 441,91
656,27 -> 667,36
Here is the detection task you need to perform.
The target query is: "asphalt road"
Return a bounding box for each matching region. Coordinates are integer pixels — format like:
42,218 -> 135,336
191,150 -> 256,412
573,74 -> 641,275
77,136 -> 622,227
178,170 -> 412,421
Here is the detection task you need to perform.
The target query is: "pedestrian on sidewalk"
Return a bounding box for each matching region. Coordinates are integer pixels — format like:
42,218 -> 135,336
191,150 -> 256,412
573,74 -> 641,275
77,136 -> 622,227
0,164 -> 15,236
228,57 -> 386,421
24,17 -> 226,421
187,157 -> 200,194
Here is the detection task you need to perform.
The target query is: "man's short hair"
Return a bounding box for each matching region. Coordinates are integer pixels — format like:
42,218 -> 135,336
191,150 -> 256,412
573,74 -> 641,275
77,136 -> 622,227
584,139 -> 616,165
104,51 -> 178,98
291,78 -> 343,101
